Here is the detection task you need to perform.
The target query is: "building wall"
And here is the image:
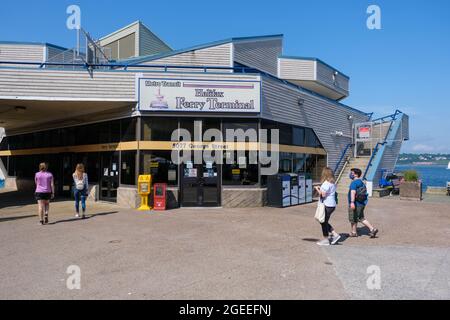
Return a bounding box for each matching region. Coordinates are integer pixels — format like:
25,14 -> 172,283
0,43 -> 45,65
278,58 -> 315,80
234,39 -> 282,76
261,75 -> 368,171
140,43 -> 233,69
316,60 -> 349,93
139,24 -> 171,56
0,68 -> 135,101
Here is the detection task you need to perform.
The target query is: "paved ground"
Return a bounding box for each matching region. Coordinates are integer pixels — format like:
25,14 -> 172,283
0,188 -> 449,300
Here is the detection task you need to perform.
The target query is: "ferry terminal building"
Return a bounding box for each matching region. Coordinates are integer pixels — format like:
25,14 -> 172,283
0,21 -> 409,208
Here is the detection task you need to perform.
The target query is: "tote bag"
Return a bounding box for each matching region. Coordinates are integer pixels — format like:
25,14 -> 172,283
315,201 -> 326,223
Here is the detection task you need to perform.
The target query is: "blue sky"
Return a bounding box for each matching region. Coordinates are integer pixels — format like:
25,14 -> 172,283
1,0 -> 449,153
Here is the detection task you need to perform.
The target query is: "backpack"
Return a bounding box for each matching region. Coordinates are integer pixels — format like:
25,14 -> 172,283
355,183 -> 368,203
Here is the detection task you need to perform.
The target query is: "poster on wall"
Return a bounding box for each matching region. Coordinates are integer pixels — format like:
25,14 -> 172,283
138,78 -> 261,113
358,125 -> 372,140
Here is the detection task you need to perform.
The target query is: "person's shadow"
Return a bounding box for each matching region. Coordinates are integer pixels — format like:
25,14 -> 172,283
48,211 -> 118,225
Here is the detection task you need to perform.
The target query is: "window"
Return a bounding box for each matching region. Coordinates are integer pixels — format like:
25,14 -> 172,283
121,151 -> 136,185
140,151 -> 178,186
222,151 -> 258,186
305,128 -> 322,148
279,152 -> 292,174
142,117 -> 179,141
222,120 -> 258,142
0,137 -> 8,150
305,154 -> 326,182
293,127 -> 305,146
293,153 -> 305,173
121,118 -> 137,142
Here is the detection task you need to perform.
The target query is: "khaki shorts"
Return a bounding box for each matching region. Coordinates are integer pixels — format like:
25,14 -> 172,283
348,205 -> 366,223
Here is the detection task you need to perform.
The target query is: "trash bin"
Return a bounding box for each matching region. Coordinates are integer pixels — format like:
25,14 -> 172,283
305,176 -> 313,203
289,174 -> 299,206
267,174 -> 291,208
298,174 -> 306,204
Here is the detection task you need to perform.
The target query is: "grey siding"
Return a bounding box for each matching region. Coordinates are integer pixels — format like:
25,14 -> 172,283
0,69 -> 135,101
0,44 -> 44,65
278,58 -> 315,80
261,76 -> 368,170
234,39 -> 282,76
402,114 -> 410,141
140,43 -> 232,68
316,60 -> 349,93
139,24 -> 171,56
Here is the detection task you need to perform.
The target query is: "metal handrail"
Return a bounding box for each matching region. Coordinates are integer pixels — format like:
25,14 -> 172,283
371,109 -> 402,124
0,60 -> 248,72
334,143 -> 354,175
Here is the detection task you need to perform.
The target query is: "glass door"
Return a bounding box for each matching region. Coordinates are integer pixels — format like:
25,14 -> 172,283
100,152 -> 120,202
181,160 -> 220,207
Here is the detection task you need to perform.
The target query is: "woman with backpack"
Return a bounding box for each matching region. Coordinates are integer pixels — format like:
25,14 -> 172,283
73,163 -> 88,219
314,167 -> 341,246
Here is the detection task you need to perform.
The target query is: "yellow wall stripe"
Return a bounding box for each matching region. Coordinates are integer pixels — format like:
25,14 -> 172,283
0,141 -> 326,156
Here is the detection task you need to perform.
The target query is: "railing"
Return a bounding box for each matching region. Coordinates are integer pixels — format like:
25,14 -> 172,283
0,60 -> 255,73
334,143 -> 354,175
363,110 -> 403,180
371,109 -> 402,124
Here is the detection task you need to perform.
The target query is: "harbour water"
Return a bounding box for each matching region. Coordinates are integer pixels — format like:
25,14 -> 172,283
395,164 -> 450,189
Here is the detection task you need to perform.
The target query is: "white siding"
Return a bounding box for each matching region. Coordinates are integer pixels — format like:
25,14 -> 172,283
139,43 -> 233,69
278,58 -> 315,80
234,39 -> 282,76
0,44 -> 45,65
261,76 -> 368,170
139,24 -> 171,56
0,69 -> 135,101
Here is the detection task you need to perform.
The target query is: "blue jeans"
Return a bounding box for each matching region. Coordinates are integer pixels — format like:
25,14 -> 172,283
74,189 -> 87,213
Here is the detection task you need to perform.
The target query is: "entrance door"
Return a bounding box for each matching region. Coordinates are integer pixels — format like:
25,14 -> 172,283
60,153 -> 75,198
100,152 -> 120,202
181,161 -> 220,207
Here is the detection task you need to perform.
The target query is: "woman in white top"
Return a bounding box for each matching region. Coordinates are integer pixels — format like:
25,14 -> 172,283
73,163 -> 88,219
314,167 -> 341,246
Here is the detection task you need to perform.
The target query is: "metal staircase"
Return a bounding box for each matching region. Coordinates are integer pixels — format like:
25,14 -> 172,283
334,110 -> 409,196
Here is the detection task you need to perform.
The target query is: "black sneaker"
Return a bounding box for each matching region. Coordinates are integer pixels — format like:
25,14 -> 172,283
44,215 -> 49,225
369,228 -> 379,238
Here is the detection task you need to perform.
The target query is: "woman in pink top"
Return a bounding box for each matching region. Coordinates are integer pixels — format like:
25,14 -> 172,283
35,162 -> 55,225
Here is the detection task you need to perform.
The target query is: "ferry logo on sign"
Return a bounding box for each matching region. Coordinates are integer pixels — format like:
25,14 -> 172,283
138,78 -> 261,113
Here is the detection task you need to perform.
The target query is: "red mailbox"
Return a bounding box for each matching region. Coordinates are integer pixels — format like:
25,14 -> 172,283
153,183 -> 167,211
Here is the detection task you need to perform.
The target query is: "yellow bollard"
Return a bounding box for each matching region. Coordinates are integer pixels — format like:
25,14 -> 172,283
137,175 -> 152,211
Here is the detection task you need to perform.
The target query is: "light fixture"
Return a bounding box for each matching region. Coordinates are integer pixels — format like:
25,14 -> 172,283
347,115 -> 353,121
297,97 -> 305,107
14,106 -> 27,113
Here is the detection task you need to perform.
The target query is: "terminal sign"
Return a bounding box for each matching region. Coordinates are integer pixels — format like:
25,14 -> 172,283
138,78 -> 261,113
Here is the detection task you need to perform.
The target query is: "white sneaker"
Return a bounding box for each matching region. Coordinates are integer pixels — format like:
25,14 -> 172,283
317,239 -> 330,246
331,234 -> 342,245
75,213 -> 80,218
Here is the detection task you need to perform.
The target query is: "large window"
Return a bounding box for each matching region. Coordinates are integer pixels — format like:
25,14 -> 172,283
222,151 -> 258,186
6,118 -> 137,150
140,151 -> 178,186
261,120 -> 322,148
222,120 -> 258,142
142,117 -> 178,141
121,151 -> 136,185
